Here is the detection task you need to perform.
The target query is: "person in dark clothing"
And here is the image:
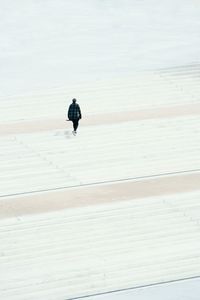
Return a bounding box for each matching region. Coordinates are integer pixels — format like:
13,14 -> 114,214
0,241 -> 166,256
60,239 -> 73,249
67,98 -> 82,135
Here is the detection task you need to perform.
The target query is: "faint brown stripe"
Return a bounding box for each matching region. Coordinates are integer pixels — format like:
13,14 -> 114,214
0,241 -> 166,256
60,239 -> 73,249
0,172 -> 199,219
0,103 -> 200,135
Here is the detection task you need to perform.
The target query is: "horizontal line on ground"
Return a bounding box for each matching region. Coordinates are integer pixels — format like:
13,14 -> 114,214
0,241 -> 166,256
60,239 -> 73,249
1,168 -> 200,199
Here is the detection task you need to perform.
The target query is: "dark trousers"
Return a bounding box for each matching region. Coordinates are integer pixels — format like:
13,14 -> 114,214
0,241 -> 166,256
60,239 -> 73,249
72,119 -> 79,131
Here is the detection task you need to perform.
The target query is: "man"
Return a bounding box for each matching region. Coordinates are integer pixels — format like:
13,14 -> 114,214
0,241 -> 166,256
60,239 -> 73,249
67,98 -> 82,135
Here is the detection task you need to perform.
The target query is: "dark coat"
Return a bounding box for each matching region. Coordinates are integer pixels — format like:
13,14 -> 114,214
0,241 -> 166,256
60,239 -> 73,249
68,103 -> 82,120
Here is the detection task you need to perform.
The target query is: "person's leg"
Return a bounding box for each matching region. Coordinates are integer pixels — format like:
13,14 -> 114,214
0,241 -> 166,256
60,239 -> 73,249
72,120 -> 76,131
74,119 -> 79,132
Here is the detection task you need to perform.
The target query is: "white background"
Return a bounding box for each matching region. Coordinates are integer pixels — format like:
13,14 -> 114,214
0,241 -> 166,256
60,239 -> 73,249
0,0 -> 200,96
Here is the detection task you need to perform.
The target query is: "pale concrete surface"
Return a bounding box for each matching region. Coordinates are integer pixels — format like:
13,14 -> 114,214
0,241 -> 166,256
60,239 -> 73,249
0,114 -> 200,197
0,0 -> 200,299
87,277 -> 200,300
0,0 -> 200,96
1,191 -> 200,299
0,70 -> 200,299
1,70 -> 200,124
0,172 -> 200,219
0,103 -> 200,135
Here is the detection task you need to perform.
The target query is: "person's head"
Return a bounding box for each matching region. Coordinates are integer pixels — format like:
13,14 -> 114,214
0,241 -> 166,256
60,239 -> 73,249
72,98 -> 77,103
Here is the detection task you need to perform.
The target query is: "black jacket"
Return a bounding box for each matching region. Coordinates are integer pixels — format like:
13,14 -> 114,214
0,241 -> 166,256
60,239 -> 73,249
68,103 -> 82,120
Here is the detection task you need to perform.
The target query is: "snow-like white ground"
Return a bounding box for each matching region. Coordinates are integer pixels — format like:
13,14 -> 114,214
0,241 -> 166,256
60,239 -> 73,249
0,114 -> 200,197
0,1 -> 200,299
0,69 -> 200,123
87,277 -> 200,300
0,0 -> 200,96
1,190 -> 200,299
1,70 -> 200,300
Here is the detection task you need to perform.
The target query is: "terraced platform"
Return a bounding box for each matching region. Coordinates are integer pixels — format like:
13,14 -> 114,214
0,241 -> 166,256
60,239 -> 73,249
1,190 -> 200,300
0,66 -> 200,299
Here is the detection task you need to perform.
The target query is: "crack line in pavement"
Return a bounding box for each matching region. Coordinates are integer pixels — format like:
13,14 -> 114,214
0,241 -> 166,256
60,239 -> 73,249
0,168 -> 200,199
